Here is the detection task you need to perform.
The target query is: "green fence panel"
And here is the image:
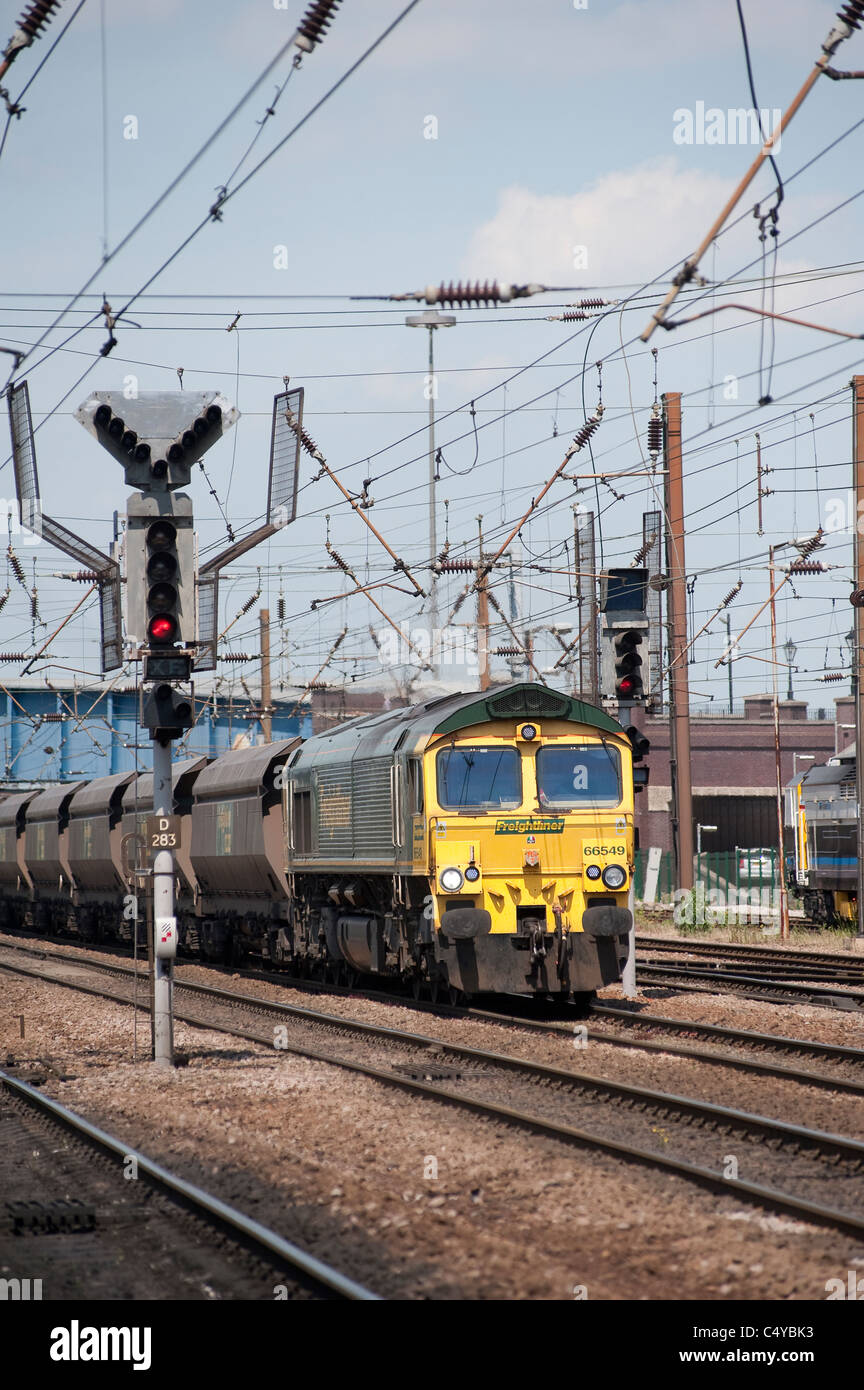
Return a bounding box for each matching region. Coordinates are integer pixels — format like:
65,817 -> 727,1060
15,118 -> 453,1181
636,846 -> 780,924
690,847 -> 779,926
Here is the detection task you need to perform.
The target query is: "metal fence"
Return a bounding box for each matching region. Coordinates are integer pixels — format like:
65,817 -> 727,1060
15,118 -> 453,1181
635,847 -> 782,925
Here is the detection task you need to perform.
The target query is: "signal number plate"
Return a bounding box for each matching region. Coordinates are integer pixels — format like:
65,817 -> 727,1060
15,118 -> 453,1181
145,814 -> 180,851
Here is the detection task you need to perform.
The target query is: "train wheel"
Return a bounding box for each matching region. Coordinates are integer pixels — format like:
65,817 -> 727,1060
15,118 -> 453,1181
448,986 -> 466,1007
571,991 -> 595,1015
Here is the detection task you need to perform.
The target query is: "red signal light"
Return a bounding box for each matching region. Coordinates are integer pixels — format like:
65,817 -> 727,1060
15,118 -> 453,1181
148,614 -> 177,644
617,676 -> 635,696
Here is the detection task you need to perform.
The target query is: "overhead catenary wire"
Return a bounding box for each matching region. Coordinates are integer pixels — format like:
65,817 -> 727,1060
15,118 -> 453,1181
6,0 -> 422,398
5,31 -> 864,700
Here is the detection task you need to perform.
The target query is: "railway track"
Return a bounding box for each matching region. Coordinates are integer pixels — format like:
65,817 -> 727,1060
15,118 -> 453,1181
587,1003 -> 864,1078
636,961 -> 864,1011
638,934 -> 864,984
9,936 -> 864,1093
468,1004 -> 864,1095
4,942 -> 864,1241
0,1066 -> 377,1301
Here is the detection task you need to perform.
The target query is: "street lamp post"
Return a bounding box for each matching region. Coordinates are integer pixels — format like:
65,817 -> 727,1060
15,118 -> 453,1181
783,637 -> 797,701
406,309 -> 456,680
696,823 -> 717,856
792,752 -> 815,779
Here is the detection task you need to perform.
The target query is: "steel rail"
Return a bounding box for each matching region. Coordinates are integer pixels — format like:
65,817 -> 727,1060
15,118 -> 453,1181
471,1013 -> 864,1096
639,954 -> 864,984
588,1002 -> 864,1066
637,962 -> 864,1010
6,938 -> 864,1091
637,934 -> 864,977
638,933 -> 864,969
0,1066 -> 379,1301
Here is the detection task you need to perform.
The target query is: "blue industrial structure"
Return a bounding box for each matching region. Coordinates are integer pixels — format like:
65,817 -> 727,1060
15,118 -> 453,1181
0,684 -> 313,784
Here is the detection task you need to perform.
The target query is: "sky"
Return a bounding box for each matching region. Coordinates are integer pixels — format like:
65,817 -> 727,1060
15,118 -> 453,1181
1,0 -> 863,717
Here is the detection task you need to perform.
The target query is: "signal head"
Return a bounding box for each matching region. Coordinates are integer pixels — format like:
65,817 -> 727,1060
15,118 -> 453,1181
611,626 -> 647,702
127,492 -> 193,662
145,517 -> 182,645
142,678 -> 195,742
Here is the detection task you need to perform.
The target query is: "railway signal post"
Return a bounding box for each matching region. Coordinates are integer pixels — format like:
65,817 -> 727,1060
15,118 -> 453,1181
600,568 -> 650,998
76,390 -> 238,1064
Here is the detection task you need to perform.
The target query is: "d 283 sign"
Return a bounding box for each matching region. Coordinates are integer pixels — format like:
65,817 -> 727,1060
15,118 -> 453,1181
144,815 -> 180,852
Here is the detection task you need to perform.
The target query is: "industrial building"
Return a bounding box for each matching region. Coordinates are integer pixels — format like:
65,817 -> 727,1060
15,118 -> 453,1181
0,681 -> 312,784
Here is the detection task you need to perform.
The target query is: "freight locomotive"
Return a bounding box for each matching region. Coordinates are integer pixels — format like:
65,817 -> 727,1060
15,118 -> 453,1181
0,682 -> 636,1000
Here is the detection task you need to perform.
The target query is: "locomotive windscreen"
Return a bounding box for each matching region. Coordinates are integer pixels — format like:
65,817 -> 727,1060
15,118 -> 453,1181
436,746 -> 521,809
537,744 -> 621,808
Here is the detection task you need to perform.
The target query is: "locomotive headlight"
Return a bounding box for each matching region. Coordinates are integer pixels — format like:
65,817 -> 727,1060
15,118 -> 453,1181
464,864 -> 480,883
440,866 -> 464,893
520,723 -> 537,741
585,864 -> 602,881
602,864 -> 627,890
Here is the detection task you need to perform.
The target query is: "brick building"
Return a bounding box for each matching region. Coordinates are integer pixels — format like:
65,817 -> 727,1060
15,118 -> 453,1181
636,694 -> 853,855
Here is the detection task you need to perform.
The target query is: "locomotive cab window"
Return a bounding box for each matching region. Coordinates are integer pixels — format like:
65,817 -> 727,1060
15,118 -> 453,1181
408,758 -> 424,813
536,744 -> 622,808
292,788 -> 312,853
436,746 -> 521,809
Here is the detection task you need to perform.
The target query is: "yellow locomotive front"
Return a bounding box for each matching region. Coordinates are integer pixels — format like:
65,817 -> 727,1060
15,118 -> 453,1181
419,707 -> 633,998
282,682 -> 633,1001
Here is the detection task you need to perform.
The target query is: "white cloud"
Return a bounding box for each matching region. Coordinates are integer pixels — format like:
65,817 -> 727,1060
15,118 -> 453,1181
461,159 -> 737,287
459,159 -> 859,350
